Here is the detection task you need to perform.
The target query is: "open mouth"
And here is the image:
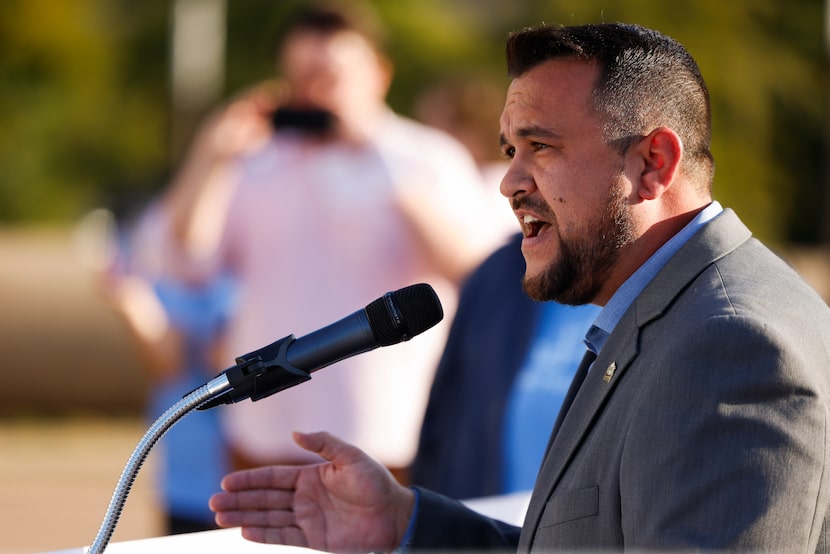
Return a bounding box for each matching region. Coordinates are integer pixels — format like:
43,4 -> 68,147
521,214 -> 550,238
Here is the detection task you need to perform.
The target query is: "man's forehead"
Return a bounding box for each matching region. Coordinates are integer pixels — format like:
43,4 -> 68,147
500,58 -> 598,144
509,58 -> 598,96
501,61 -> 597,119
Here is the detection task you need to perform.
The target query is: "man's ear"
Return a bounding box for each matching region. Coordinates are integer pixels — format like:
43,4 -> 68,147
629,127 -> 683,201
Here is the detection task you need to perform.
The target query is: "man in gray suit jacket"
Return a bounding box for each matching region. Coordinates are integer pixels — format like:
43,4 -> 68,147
209,22 -> 830,552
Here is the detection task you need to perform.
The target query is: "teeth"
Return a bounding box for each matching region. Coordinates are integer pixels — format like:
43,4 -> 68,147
523,215 -> 540,224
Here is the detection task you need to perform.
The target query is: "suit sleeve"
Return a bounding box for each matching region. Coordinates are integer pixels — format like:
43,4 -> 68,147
410,487 -> 522,550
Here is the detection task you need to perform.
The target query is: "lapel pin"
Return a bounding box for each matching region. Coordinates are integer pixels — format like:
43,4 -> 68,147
603,362 -> 617,383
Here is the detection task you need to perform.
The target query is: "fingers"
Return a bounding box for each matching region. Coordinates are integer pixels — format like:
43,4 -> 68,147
210,487 -> 294,511
291,430 -> 331,456
292,430 -> 367,466
213,501 -> 308,548
211,487 -> 299,535
212,466 -> 302,531
220,464 -> 299,492
210,481 -> 312,548
212,500 -> 296,528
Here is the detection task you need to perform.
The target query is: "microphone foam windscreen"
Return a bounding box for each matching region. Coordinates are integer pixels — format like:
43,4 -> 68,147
365,283 -> 444,346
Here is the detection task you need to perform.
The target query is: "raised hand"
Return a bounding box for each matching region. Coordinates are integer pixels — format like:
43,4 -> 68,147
209,431 -> 415,553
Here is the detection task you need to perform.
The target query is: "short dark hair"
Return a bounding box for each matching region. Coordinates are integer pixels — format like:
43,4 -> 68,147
506,23 -> 714,188
278,0 -> 387,54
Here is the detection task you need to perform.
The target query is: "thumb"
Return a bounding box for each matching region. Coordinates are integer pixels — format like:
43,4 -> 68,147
292,431 -> 364,465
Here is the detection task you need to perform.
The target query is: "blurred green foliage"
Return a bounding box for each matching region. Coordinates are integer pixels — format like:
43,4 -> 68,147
0,0 -> 825,246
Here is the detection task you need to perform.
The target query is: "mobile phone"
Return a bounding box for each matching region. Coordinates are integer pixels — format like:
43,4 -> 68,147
270,107 -> 335,134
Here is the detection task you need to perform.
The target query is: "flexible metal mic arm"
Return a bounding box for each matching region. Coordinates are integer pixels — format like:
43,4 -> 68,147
88,334 -> 320,551
87,374 -> 231,553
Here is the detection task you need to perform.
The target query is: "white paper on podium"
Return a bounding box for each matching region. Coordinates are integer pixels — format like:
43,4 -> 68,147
462,489 -> 531,526
41,527 -> 322,554
43,491 -> 531,553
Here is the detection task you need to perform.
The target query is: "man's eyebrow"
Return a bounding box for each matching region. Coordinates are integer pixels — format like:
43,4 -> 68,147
500,126 -> 562,145
518,126 -> 561,140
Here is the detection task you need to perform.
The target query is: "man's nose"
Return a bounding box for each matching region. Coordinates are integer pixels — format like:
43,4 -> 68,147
500,161 -> 536,200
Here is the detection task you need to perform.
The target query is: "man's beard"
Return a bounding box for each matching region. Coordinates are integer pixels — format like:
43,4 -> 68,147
522,182 -> 634,305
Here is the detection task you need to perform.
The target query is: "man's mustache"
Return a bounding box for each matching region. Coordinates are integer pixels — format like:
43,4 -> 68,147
511,196 -> 555,220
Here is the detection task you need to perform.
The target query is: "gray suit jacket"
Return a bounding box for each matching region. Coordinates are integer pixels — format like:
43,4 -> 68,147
412,209 -> 830,552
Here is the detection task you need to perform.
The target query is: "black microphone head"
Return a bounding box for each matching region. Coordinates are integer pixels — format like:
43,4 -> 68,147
365,283 -> 443,346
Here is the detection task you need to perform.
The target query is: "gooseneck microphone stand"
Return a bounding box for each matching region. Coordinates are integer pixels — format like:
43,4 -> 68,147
87,333 -> 312,553
87,375 -> 228,553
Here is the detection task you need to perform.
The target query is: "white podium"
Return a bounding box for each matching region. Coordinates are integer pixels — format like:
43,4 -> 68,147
42,491 -> 530,553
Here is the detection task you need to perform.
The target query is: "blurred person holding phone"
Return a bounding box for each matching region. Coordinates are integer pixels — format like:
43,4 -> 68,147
161,0 -> 508,483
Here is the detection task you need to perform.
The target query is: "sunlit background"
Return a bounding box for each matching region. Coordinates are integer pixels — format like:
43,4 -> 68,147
0,0 -> 827,552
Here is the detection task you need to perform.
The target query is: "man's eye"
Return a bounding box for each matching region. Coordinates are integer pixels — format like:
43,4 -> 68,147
532,142 -> 549,151
501,146 -> 516,159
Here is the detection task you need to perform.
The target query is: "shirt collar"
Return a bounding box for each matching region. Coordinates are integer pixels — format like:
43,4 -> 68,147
588,201 -> 723,354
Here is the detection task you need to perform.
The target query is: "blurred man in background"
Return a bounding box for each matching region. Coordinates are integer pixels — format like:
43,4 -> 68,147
162,0 -> 508,483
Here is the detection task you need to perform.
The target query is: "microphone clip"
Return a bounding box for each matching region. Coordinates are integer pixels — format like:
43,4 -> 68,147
197,334 -> 312,410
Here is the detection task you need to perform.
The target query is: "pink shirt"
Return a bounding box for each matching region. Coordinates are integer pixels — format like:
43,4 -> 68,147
211,111 -> 510,466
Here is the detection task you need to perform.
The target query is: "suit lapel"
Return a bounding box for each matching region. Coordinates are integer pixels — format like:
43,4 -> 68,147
518,314 -> 639,550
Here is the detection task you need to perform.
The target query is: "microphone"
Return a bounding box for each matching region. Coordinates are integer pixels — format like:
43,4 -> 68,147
197,283 -> 443,410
